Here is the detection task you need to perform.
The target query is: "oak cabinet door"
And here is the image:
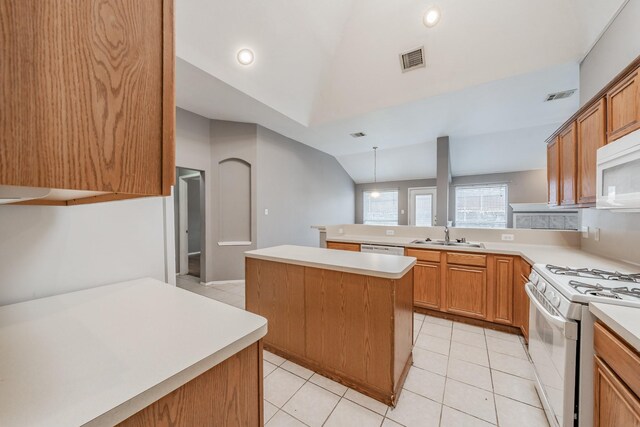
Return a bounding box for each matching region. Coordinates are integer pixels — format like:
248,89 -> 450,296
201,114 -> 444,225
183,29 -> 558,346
547,139 -> 560,206
326,242 -> 361,252
445,266 -> 487,319
594,356 -> 640,427
559,122 -> 578,206
607,67 -> 640,143
414,262 -> 440,310
493,256 -> 514,325
577,98 -> 607,204
0,0 -> 175,201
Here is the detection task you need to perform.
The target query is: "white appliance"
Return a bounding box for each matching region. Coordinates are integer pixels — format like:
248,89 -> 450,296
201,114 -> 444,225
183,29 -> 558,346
526,264 -> 640,427
360,244 -> 405,256
597,129 -> 640,211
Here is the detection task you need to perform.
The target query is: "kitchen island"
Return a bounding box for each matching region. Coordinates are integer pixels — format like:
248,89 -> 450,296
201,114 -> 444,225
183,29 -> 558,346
245,245 -> 416,406
0,278 -> 267,427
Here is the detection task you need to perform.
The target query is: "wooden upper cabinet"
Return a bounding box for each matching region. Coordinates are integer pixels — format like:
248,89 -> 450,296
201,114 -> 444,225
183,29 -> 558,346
577,98 -> 607,204
559,122 -> 577,206
0,0 -> 175,205
607,66 -> 640,143
547,138 -> 560,206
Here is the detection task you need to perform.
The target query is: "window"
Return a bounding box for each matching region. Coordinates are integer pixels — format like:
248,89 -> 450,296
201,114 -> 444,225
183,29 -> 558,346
363,190 -> 398,225
408,187 -> 437,226
455,184 -> 508,228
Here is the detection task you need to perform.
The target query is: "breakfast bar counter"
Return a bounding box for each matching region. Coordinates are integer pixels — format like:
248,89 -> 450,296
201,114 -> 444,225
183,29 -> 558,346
245,245 -> 416,406
0,278 -> 267,427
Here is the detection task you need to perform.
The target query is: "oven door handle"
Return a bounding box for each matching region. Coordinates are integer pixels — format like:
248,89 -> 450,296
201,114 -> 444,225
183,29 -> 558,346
525,283 -> 578,340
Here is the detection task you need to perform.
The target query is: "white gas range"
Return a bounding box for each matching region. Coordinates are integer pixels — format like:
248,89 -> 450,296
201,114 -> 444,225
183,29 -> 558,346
526,264 -> 640,427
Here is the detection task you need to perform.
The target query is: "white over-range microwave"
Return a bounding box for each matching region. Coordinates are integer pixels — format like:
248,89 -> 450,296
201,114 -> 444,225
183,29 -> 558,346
597,129 -> 640,211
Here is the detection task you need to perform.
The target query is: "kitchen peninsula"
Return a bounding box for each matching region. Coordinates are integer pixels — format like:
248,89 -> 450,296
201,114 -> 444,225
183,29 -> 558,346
245,245 -> 416,406
0,279 -> 267,427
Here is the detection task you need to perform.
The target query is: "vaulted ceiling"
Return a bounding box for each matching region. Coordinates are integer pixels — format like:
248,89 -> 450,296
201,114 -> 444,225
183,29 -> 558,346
176,0 -> 626,182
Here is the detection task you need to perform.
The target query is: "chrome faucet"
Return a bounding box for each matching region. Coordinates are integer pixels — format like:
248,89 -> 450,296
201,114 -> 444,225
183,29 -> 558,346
444,226 -> 450,245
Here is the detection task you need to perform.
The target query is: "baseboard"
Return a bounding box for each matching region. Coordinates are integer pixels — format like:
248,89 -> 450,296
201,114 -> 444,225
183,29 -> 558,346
202,279 -> 245,287
188,251 -> 201,256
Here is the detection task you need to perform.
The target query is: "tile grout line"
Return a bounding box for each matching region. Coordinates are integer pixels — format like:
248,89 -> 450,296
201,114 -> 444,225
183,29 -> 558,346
268,356 -> 391,426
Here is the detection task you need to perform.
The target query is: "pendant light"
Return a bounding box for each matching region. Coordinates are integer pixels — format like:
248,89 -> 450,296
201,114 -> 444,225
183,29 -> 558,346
371,146 -> 380,198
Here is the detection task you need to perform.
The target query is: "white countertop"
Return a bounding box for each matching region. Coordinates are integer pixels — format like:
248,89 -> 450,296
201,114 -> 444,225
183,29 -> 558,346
590,302 -> 640,352
326,234 -> 639,272
0,278 -> 267,427
245,245 -> 416,279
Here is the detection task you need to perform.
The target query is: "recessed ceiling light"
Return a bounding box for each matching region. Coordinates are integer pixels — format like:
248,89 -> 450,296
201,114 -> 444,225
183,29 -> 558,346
423,7 -> 441,28
237,48 -> 254,65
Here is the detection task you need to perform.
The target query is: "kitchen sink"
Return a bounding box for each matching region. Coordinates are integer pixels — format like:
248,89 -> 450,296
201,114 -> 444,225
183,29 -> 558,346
410,239 -> 484,249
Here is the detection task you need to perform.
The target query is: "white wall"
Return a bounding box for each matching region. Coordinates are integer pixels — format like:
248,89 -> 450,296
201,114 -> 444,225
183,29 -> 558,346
0,197 -> 169,306
580,0 -> 640,105
257,126 -> 355,248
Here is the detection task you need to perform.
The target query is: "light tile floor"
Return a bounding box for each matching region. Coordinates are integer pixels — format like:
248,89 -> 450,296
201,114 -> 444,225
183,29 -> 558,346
177,276 -> 549,427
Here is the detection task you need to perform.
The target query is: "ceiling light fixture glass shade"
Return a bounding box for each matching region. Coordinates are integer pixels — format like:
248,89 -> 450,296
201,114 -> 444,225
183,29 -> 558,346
423,7 -> 441,27
371,146 -> 380,198
237,48 -> 254,65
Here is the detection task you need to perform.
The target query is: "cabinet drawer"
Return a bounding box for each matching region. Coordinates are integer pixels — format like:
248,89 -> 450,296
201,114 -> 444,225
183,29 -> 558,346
594,321 -> 640,398
447,252 -> 487,267
405,248 -> 441,263
326,242 -> 361,252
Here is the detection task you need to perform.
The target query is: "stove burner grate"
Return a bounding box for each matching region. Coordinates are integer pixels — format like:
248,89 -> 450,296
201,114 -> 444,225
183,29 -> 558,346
569,280 -> 640,300
584,290 -> 622,299
548,265 -> 640,284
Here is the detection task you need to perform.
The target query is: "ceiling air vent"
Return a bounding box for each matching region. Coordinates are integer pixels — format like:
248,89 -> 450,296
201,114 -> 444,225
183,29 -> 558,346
350,132 -> 366,138
400,47 -> 425,72
545,89 -> 577,102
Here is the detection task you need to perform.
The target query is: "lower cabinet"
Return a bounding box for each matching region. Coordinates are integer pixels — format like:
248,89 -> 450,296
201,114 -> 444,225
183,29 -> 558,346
414,262 -> 441,310
594,356 -> 640,427
493,256 -> 515,325
445,265 -> 487,320
409,248 -> 531,333
594,321 -> 640,427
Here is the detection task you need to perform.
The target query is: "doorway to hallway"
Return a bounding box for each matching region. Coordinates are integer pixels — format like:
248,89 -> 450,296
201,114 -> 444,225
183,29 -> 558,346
175,167 -> 205,280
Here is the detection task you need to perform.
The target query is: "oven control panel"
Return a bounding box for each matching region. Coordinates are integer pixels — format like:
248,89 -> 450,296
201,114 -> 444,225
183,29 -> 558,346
528,270 -> 581,320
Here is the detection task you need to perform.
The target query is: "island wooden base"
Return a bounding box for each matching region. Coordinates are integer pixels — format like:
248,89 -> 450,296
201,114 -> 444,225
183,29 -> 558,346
118,341 -> 263,427
266,343 -> 412,406
246,258 -> 414,406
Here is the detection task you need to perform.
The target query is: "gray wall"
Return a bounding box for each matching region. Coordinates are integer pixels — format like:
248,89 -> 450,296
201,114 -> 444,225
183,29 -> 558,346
580,0 -> 640,105
257,126 -> 355,248
355,170 -> 547,228
210,120 -> 258,281
355,179 -> 437,225
177,109 -> 257,282
450,169 -> 548,228
177,108 -> 355,280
